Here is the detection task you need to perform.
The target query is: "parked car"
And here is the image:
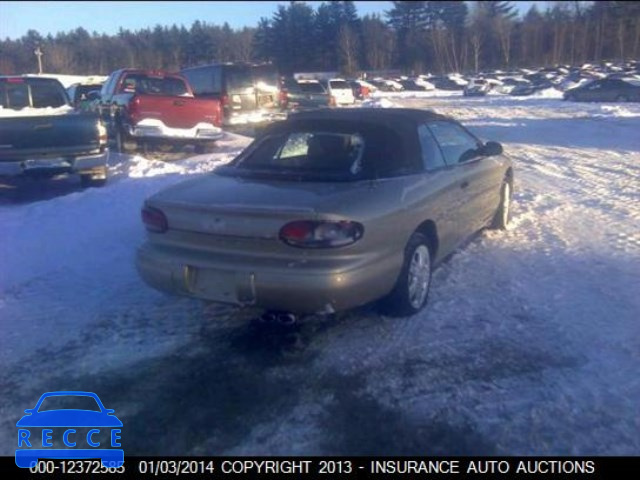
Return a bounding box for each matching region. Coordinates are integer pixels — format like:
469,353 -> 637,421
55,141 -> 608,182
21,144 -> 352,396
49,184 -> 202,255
181,63 -> 284,126
563,78 -> 640,102
95,69 -> 223,153
399,79 -> 428,91
463,78 -> 491,97
279,78 -> 331,111
136,108 -> 513,317
430,76 -> 465,91
67,81 -> 104,111
347,80 -> 366,100
494,77 -> 529,95
0,76 -> 108,187
319,78 -> 356,105
509,81 -> 552,96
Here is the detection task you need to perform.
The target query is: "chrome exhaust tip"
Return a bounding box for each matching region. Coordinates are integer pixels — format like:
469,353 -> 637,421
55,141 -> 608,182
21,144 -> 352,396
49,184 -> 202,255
276,313 -> 297,326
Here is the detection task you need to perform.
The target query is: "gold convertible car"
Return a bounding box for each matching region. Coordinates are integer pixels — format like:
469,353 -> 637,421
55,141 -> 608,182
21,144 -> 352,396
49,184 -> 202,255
136,108 -> 513,316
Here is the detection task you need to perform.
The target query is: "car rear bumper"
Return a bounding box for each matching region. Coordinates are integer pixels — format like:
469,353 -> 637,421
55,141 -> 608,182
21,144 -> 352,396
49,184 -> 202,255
0,150 -> 108,177
128,119 -> 223,141
223,110 -> 287,126
135,242 -> 401,314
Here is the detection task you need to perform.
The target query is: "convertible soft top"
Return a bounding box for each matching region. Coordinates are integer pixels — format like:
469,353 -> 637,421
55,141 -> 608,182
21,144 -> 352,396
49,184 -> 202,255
257,108 -> 453,173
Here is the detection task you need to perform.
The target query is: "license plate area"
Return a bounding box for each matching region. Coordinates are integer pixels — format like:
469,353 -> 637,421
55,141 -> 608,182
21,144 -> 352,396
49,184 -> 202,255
23,158 -> 71,170
184,266 -> 237,302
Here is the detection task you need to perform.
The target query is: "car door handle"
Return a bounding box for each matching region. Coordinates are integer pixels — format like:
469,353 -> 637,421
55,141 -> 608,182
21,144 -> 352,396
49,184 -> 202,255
460,181 -> 469,189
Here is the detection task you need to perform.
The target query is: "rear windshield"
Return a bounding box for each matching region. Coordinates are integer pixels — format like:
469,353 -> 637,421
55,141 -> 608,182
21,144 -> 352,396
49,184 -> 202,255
253,65 -> 279,90
217,122 -> 412,182
329,80 -> 350,89
298,82 -> 325,93
0,79 -> 67,109
120,74 -> 190,96
226,67 -> 254,93
236,131 -> 365,177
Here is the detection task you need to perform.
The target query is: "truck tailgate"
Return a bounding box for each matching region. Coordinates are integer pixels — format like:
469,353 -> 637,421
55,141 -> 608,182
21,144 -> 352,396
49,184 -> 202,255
130,95 -> 220,129
0,112 -> 100,160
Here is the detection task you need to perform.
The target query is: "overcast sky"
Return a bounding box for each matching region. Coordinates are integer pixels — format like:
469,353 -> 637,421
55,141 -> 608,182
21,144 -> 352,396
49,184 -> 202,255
0,1 -> 544,41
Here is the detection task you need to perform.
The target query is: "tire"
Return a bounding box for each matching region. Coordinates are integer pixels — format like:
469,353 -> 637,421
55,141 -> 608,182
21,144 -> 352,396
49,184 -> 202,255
380,232 -> 433,317
114,126 -> 133,154
490,181 -> 511,230
80,166 -> 108,188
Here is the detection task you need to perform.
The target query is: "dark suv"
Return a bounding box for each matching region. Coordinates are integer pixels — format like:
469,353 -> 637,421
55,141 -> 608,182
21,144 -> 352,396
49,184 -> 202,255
181,63 -> 285,126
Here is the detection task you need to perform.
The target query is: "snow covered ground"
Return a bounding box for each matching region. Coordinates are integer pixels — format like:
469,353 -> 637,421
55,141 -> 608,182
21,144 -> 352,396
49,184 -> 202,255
1,94 -> 639,456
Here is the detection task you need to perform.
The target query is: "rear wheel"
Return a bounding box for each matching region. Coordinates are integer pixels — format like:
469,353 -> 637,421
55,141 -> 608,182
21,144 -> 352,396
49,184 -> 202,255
80,166 -> 108,188
114,126 -> 135,154
380,233 -> 433,317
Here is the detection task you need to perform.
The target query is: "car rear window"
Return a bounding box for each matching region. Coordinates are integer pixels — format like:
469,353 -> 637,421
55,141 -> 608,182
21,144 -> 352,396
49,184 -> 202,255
121,74 -> 189,96
235,131 -> 365,177
0,79 -> 67,109
1,82 -> 30,109
298,82 -> 325,93
219,121 -> 414,181
226,67 -> 254,93
329,80 -> 350,89
182,66 -> 223,96
31,81 -> 68,107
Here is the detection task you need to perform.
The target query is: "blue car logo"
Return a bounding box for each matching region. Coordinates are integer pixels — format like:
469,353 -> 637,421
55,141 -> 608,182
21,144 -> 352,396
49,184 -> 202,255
16,391 -> 123,468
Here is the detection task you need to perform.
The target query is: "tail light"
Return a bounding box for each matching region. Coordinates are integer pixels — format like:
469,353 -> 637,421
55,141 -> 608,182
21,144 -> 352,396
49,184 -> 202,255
329,96 -> 337,107
127,95 -> 141,122
97,122 -> 108,146
279,89 -> 288,108
279,220 -> 364,248
212,100 -> 222,127
141,206 -> 168,233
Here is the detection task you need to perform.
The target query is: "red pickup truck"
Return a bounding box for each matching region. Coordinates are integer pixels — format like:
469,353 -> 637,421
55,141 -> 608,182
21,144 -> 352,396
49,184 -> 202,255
96,69 -> 223,153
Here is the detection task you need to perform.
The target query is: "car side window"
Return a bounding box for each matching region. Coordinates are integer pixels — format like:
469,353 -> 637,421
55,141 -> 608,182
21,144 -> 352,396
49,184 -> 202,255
101,72 -> 117,97
417,124 -> 446,171
428,121 -> 481,165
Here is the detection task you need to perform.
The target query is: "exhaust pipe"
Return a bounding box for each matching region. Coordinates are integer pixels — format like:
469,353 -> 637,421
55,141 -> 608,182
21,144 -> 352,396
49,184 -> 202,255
276,312 -> 297,326
258,311 -> 298,326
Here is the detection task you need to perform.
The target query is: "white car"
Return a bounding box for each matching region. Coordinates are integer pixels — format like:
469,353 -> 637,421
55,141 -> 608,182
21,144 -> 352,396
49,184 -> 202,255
322,78 -> 356,106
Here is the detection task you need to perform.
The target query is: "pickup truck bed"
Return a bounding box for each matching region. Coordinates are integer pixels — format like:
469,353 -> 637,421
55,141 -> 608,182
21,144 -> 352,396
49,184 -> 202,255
97,69 -> 223,152
0,77 -> 108,186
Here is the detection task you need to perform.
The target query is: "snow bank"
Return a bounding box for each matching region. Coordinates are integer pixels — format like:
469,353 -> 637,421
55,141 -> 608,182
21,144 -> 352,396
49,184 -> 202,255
360,97 -> 397,108
22,73 -> 107,89
529,87 -> 564,99
0,105 -> 74,117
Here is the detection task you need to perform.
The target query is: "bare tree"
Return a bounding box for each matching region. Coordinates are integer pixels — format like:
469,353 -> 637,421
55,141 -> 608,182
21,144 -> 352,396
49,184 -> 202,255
338,24 -> 359,76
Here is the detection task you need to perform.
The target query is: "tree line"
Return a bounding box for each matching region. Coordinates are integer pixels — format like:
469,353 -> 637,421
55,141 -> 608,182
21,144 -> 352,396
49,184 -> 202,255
1,1 -> 639,77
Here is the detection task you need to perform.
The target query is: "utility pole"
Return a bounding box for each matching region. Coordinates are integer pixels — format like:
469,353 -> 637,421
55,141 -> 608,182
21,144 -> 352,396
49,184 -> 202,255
34,46 -> 43,74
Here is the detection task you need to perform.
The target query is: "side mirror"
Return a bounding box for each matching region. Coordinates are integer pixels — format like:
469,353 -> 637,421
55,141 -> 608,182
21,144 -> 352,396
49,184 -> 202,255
482,141 -> 503,156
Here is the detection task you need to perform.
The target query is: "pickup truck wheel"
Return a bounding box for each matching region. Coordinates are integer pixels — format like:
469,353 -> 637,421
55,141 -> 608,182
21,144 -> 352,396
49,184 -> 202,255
115,127 -> 126,153
80,167 -> 108,188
